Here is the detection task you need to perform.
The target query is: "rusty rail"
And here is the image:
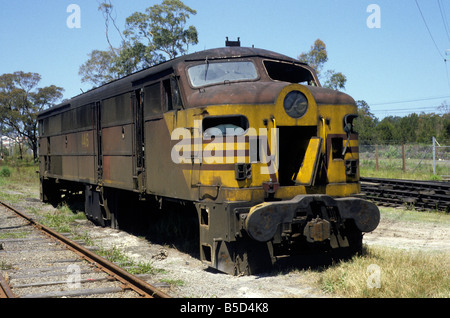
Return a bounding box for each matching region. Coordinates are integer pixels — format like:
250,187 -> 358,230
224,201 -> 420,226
0,273 -> 17,298
0,200 -> 170,299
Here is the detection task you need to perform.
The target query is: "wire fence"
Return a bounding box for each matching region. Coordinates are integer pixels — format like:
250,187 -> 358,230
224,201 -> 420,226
359,138 -> 450,180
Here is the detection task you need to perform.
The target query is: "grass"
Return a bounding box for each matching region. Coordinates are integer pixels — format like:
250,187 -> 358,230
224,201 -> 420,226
379,206 -> 450,224
39,203 -> 87,233
300,207 -> 450,298
0,231 -> 29,240
96,245 -> 163,275
0,162 -> 40,203
360,158 -> 449,180
161,278 -> 185,287
0,261 -> 14,270
314,246 -> 449,298
0,161 -> 39,186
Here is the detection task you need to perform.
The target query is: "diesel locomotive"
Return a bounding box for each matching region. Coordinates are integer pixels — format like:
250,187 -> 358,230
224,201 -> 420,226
38,42 -> 380,275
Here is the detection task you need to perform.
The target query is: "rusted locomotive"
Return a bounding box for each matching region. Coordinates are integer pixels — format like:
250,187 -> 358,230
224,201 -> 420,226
38,42 -> 380,275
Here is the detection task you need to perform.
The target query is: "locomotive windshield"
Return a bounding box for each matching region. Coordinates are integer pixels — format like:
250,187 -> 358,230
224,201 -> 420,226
264,60 -> 317,86
187,61 -> 258,88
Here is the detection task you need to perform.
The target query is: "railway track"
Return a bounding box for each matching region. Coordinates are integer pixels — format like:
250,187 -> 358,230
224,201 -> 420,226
0,200 -> 170,299
360,177 -> 450,212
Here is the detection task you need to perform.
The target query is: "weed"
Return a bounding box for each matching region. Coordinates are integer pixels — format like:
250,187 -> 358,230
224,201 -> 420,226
0,167 -> 11,178
97,245 -> 161,275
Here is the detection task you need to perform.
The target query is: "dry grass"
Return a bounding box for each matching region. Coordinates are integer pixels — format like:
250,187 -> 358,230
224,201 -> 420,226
315,246 -> 449,298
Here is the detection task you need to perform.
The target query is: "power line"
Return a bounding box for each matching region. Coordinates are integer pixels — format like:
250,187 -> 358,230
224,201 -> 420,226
415,0 -> 445,60
371,95 -> 450,106
446,59 -> 450,90
372,105 -> 442,113
437,0 -> 450,43
371,105 -> 450,116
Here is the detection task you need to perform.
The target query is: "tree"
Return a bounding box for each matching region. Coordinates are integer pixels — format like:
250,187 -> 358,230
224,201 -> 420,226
416,113 -> 446,144
79,0 -> 198,87
298,39 -> 347,90
398,114 -> 419,143
353,100 -> 378,144
323,70 -> 347,91
78,50 -> 118,87
298,39 -> 328,76
124,0 -> 198,60
375,119 -> 395,143
0,72 -> 63,161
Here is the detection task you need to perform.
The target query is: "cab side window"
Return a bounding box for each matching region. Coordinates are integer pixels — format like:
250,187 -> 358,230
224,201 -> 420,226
163,77 -> 183,111
144,82 -> 162,118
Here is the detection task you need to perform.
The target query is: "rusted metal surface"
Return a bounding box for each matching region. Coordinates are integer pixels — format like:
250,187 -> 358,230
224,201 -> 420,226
308,86 -> 356,105
185,82 -> 287,108
304,218 -> 331,242
0,273 -> 17,298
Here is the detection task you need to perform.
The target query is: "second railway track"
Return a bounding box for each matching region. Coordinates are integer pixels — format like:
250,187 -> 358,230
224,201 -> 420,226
0,200 -> 170,299
360,177 -> 450,212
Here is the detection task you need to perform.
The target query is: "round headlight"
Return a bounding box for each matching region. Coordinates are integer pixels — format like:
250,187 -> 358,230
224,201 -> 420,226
283,91 -> 308,118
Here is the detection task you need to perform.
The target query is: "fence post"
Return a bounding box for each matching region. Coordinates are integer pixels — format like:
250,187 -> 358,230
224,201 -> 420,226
432,136 -> 436,175
375,144 -> 379,171
402,144 -> 406,172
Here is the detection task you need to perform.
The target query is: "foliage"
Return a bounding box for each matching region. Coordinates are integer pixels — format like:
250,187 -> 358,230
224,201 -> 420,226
0,167 -> 11,177
354,100 -> 450,145
78,50 -> 118,87
79,0 -> 198,87
124,0 -> 198,59
353,100 -> 378,143
0,72 -> 63,161
298,39 -> 347,90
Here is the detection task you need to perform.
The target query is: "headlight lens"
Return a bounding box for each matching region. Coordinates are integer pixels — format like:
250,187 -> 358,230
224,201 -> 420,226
283,91 -> 308,118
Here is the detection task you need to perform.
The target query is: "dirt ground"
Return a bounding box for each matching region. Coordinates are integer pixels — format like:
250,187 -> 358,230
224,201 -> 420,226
4,187 -> 450,298
363,212 -> 450,252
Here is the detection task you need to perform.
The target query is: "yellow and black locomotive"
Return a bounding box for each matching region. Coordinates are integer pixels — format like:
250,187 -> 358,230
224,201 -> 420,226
38,42 -> 380,275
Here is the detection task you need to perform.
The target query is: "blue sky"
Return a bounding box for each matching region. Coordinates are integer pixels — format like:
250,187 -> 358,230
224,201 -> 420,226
1,0 -> 449,119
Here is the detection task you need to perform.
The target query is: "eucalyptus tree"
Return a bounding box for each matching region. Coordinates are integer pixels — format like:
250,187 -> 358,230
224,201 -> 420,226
0,71 -> 63,160
79,0 -> 198,87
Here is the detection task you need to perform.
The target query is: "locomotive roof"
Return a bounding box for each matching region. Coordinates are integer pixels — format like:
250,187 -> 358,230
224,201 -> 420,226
38,47 -> 307,118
